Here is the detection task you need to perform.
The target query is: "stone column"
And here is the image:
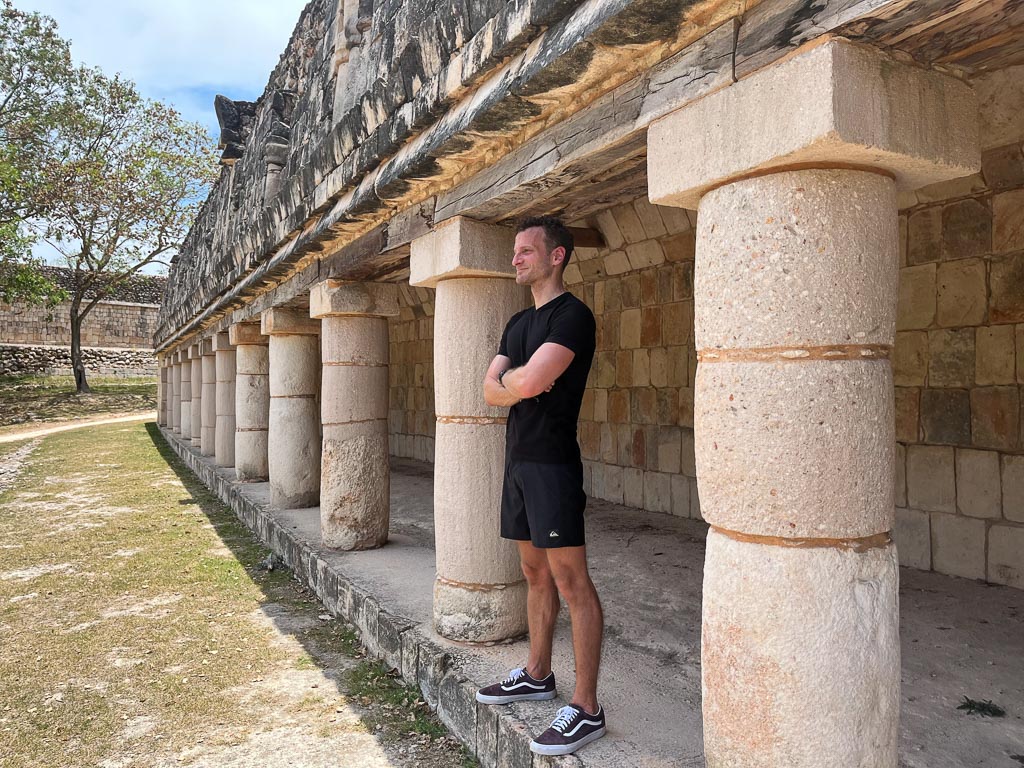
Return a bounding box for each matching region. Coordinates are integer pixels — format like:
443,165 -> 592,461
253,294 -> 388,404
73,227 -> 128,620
410,216 -> 529,642
155,360 -> 163,430
179,350 -> 193,442
229,322 -> 270,481
199,339 -> 216,456
310,280 -> 398,550
648,40 -> 978,768
171,352 -> 182,434
189,344 -> 203,448
214,331 -> 236,467
262,308 -> 321,509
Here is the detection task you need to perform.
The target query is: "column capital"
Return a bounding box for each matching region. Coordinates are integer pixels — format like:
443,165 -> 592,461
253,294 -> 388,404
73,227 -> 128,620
188,342 -> 204,359
648,39 -> 980,210
261,307 -> 320,336
200,337 -> 214,356
212,331 -> 235,351
410,216 -> 516,288
229,321 -> 267,346
174,349 -> 188,364
310,279 -> 399,319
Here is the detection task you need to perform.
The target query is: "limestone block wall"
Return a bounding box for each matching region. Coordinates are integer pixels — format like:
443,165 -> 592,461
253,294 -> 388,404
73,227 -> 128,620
0,300 -> 161,348
891,136 -> 1024,589
563,200 -> 701,520
387,285 -> 435,463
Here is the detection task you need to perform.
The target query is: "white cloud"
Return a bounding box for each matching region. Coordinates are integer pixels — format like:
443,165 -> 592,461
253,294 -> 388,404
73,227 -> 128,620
18,0 -> 310,131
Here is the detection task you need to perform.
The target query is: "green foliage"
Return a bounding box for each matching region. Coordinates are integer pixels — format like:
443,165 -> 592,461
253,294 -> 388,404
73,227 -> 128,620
0,1 -> 220,389
957,696 -> 1005,717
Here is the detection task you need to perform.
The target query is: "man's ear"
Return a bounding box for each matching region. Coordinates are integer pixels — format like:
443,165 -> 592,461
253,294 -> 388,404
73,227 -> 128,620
550,246 -> 566,267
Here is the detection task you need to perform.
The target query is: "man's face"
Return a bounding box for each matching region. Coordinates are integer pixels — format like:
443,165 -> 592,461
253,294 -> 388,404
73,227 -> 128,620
512,227 -> 562,285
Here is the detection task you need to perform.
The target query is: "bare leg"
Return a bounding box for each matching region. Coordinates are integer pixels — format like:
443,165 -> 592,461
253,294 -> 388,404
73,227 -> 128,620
547,545 -> 603,713
518,540 -> 560,679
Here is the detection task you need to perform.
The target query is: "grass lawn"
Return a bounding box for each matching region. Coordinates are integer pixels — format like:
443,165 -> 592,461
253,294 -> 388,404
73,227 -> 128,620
0,422 -> 474,768
0,374 -> 156,430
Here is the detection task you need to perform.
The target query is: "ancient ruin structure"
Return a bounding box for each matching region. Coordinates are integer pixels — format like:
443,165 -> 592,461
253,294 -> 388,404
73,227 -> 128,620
1,267 -> 164,376
156,1 -> 1024,765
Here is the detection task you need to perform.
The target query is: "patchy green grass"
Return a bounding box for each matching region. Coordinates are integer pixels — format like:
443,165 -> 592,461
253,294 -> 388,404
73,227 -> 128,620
0,421 -> 476,768
0,374 -> 156,430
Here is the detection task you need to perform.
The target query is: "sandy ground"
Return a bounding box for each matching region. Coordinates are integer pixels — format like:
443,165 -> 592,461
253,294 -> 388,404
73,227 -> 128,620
0,411 -> 156,442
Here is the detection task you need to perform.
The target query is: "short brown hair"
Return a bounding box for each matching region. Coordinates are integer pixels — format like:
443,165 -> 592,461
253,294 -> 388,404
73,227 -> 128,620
516,216 -> 574,271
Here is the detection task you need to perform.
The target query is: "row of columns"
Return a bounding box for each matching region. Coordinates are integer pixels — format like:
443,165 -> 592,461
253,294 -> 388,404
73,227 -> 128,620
153,39 -> 979,768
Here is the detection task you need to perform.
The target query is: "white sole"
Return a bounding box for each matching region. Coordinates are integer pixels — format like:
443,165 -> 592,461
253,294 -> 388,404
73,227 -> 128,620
475,690 -> 557,704
530,726 -> 606,755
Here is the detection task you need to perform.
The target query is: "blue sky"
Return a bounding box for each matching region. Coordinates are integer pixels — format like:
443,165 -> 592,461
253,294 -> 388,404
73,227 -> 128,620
20,1 -> 309,272
21,0 -> 308,138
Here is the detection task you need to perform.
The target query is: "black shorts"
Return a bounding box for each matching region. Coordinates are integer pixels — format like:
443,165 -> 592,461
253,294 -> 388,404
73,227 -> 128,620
500,459 -> 587,548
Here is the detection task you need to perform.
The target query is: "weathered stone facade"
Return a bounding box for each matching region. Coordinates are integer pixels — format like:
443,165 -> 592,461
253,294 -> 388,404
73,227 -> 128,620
154,2 -> 1024,766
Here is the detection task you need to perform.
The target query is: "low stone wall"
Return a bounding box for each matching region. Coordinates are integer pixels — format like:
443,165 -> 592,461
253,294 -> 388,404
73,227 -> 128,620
0,344 -> 156,377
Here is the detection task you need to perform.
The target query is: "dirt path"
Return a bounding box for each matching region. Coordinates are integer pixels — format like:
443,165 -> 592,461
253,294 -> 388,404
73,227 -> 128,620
0,411 -> 156,443
0,421 -> 473,768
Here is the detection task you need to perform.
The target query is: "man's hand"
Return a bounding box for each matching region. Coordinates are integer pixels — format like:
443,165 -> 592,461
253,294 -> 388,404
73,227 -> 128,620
483,354 -> 521,407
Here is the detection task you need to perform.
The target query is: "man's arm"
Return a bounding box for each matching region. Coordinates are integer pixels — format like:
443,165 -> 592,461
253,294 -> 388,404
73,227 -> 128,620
501,342 -> 575,400
483,354 -> 521,407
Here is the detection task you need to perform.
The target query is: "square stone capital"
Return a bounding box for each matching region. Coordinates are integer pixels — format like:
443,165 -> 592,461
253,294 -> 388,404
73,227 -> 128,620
187,343 -> 203,359
648,39 -> 980,209
173,349 -> 186,364
228,321 -> 267,346
410,216 -> 517,288
310,279 -> 400,319
200,337 -> 214,356
212,331 -> 234,352
261,307 -> 320,336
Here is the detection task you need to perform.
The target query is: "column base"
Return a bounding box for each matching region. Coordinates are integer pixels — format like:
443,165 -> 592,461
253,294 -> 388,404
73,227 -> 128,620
433,577 -> 528,643
235,431 -> 269,482
702,528 -> 900,767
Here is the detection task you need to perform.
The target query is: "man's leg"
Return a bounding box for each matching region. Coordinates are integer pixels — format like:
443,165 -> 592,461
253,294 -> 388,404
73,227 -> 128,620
518,540 -> 560,680
546,545 -> 603,713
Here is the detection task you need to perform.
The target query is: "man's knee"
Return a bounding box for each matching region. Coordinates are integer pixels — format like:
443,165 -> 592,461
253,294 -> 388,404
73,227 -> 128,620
521,557 -> 554,587
550,565 -> 594,604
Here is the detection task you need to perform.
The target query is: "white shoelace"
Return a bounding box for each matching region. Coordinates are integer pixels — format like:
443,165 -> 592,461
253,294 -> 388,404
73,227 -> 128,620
549,705 -> 578,733
502,667 -> 527,685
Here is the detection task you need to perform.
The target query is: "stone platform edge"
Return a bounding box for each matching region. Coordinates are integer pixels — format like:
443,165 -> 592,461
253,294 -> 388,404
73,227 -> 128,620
157,426 -> 582,768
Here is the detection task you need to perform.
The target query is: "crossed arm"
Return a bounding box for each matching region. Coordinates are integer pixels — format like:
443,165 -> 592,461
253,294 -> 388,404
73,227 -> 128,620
483,343 -> 576,407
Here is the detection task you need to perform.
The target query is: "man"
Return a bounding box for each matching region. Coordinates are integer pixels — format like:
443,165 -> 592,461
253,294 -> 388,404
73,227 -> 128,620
475,216 -> 604,756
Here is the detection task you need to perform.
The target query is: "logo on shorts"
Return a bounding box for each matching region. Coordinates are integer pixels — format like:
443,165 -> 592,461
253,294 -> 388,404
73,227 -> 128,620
548,530 -> 560,538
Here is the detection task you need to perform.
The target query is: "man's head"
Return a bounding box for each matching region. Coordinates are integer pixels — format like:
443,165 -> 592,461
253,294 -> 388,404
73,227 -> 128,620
512,217 -> 575,286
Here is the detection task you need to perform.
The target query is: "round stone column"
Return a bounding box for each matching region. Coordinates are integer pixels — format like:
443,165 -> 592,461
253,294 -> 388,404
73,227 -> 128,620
179,354 -> 193,442
156,358 -> 165,426
696,169 -> 900,766
229,322 -> 270,481
646,39 -> 979,768
200,339 -> 216,456
214,332 -> 236,467
262,308 -> 321,509
411,216 -> 529,642
189,344 -> 203,448
171,354 -> 182,434
311,280 -> 399,550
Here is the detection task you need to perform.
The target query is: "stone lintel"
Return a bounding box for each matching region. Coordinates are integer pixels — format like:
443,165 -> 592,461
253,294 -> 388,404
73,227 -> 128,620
212,331 -> 235,351
310,279 -> 400,319
648,39 -> 980,210
229,321 -> 266,346
261,307 -> 321,336
410,216 -> 516,288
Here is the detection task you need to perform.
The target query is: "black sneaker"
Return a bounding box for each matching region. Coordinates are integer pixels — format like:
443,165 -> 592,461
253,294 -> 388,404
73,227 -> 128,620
475,667 -> 557,704
530,704 -> 606,755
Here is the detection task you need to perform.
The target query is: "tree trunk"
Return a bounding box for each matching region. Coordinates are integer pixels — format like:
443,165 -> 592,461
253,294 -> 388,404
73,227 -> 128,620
70,302 -> 90,394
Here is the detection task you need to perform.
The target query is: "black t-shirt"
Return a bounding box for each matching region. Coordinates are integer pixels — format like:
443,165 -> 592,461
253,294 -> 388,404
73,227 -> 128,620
498,292 -> 596,464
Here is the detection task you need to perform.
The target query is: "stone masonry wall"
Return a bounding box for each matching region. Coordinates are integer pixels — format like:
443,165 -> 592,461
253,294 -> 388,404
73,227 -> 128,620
0,344 -> 156,376
0,300 -> 161,349
388,284 -> 435,463
891,133 -> 1024,589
